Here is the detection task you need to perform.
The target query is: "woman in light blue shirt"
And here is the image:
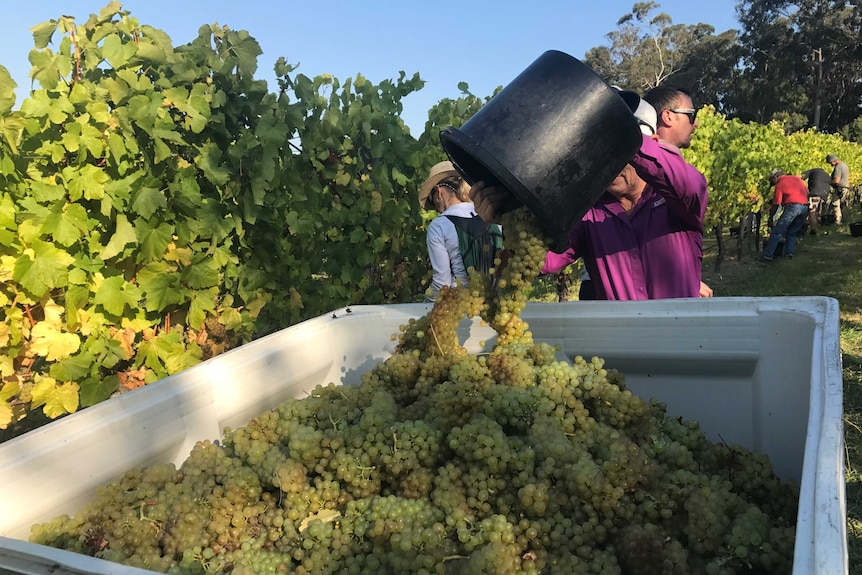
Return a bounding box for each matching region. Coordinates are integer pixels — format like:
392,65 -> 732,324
418,161 -> 480,300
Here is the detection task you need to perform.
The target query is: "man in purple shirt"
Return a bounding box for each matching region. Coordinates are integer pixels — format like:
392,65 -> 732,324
541,133 -> 707,299
470,85 -> 709,300
537,86 -> 710,299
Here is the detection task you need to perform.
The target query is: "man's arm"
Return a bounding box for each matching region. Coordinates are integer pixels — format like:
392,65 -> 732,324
629,135 -> 708,229
767,203 -> 779,228
541,247 -> 577,275
831,166 -> 841,185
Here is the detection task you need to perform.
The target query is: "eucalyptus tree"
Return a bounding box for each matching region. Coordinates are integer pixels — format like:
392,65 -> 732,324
735,0 -> 861,132
582,1 -> 742,114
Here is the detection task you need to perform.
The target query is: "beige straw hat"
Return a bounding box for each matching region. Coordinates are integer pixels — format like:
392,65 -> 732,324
418,161 -> 460,210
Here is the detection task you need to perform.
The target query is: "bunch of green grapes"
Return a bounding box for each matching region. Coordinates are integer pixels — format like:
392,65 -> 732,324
31,208 -> 799,574
485,208 -> 553,346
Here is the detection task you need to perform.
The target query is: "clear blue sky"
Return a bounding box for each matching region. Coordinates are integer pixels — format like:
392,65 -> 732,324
0,1 -> 741,135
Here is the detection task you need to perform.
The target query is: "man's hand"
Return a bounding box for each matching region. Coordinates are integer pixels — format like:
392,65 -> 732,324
468,181 -> 519,224
699,281 -> 713,298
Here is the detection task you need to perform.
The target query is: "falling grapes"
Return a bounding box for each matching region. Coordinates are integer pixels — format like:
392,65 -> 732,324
30,207 -> 798,574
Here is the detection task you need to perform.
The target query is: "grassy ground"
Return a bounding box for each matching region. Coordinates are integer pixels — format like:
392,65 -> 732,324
699,218 -> 862,573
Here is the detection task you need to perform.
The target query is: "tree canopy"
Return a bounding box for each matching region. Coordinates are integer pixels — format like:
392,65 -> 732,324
583,0 -> 862,137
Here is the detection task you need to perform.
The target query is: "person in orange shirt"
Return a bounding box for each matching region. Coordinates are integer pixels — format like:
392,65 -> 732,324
761,169 -> 810,261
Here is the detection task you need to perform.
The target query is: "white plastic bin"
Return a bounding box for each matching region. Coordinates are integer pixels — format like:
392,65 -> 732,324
0,297 -> 846,574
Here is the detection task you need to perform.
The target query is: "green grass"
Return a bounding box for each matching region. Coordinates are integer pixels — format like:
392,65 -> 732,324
700,219 -> 862,574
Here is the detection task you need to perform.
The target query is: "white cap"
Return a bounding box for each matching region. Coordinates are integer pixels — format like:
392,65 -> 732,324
633,99 -> 657,136
612,86 -> 657,136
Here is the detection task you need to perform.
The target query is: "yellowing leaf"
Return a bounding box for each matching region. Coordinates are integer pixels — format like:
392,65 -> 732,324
370,190 -> 383,213
31,376 -> 79,419
0,355 -> 12,378
42,298 -> 65,328
30,321 -> 81,361
289,287 -> 303,310
298,510 -> 341,533
0,379 -> 18,401
100,213 -> 138,260
0,323 -> 9,347
0,401 -> 12,429
335,172 -> 351,186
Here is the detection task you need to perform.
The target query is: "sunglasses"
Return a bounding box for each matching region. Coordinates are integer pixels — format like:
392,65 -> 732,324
669,108 -> 698,124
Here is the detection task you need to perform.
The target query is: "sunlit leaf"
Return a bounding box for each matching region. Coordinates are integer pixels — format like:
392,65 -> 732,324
30,21 -> 58,50
94,275 -> 142,316
14,240 -> 75,297
50,350 -> 94,382
31,376 -> 79,418
101,33 -> 137,68
30,321 -> 80,361
100,213 -> 138,261
0,66 -> 17,114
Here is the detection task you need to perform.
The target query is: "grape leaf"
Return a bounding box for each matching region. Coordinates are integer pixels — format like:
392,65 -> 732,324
0,406 -> 10,429
299,510 -> 341,533
135,41 -> 168,65
182,257 -> 219,289
100,213 -> 138,260
0,195 -> 16,235
135,219 -> 174,262
101,33 -> 137,69
194,142 -> 230,185
137,261 -> 184,311
30,21 -> 58,50
0,382 -> 14,428
0,377 -> 16,400
20,89 -> 74,124
131,185 -> 167,220
0,66 -> 17,115
31,376 -> 79,418
0,355 -> 15,377
188,288 -> 218,329
136,331 -> 196,376
14,240 -> 75,297
94,274 -> 142,316
41,298 -> 65,327
219,307 -> 243,331
30,321 -> 81,361
63,164 -> 108,201
50,350 -> 94,382
79,374 -> 119,408
391,166 -> 408,186
42,203 -> 87,248
225,30 -> 261,75
335,172 -> 351,186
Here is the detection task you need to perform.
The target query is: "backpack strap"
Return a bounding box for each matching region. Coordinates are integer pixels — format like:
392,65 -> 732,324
444,214 -> 486,238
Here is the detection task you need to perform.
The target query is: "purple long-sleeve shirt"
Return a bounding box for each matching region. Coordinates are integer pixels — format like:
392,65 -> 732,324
542,135 -> 708,300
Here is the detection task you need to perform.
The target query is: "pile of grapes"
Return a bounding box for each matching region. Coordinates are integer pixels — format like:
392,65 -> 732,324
31,208 -> 799,574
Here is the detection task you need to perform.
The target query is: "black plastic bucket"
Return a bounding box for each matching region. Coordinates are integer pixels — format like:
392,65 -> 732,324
439,50 -> 642,251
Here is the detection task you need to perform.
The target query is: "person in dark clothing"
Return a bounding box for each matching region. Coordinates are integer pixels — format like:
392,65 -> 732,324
802,167 -> 831,234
